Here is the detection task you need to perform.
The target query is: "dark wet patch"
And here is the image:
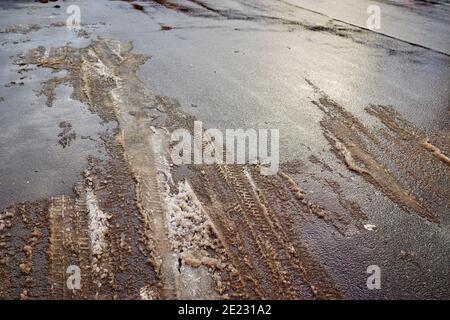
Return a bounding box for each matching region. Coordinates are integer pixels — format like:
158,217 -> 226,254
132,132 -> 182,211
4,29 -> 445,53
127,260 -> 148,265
160,24 -> 174,31
76,29 -> 91,39
5,81 -> 24,87
39,77 -> 65,107
132,3 -> 144,11
57,121 -> 76,148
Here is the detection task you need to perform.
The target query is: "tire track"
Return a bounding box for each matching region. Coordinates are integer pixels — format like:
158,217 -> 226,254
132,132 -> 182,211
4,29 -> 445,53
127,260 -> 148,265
307,79 -> 442,223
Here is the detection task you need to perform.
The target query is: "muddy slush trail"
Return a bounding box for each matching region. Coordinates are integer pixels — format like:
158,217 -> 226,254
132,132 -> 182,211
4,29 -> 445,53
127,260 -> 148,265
0,0 -> 449,300
0,36 -> 447,299
2,38 -> 343,299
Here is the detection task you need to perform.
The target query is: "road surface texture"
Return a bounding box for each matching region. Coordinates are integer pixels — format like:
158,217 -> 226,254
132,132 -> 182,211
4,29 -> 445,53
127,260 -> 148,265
0,0 -> 449,299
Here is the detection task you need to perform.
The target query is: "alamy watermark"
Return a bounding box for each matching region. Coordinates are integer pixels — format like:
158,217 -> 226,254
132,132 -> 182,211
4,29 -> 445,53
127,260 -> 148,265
366,5 -> 381,30
66,5 -> 81,30
170,121 -> 279,175
66,265 -> 81,290
366,265 -> 381,290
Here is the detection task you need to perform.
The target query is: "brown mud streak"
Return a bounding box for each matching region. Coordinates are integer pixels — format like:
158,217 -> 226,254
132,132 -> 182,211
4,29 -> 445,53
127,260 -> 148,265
74,39 -> 248,299
365,105 -> 449,221
20,39 -> 208,299
156,98 -> 342,299
88,40 -> 177,298
366,105 -> 450,166
13,40 -> 161,299
187,163 -> 342,299
0,153 -> 153,300
307,79 -> 446,223
1,201 -> 50,299
0,210 -> 13,297
85,136 -> 158,299
280,160 -> 365,233
1,205 -> 29,299
47,193 -> 93,299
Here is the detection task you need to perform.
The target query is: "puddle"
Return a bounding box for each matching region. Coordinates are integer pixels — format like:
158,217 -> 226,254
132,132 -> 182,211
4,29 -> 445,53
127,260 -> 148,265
0,80 -> 109,208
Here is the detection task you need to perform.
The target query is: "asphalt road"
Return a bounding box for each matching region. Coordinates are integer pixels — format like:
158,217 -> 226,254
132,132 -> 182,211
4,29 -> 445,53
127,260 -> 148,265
0,0 -> 449,299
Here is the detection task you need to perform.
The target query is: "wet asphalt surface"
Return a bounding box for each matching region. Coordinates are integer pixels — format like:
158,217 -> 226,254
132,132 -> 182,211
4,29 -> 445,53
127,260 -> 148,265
0,0 -> 449,299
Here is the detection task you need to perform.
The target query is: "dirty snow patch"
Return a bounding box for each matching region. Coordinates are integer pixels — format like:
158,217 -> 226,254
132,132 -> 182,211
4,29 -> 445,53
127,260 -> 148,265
86,187 -> 111,256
